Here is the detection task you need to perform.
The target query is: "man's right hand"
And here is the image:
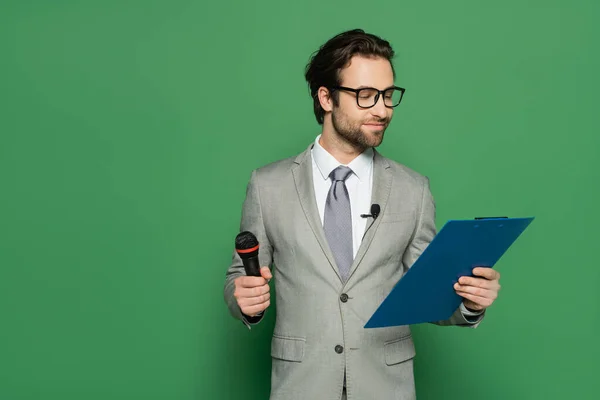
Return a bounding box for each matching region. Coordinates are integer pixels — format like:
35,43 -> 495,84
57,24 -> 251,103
234,266 -> 272,317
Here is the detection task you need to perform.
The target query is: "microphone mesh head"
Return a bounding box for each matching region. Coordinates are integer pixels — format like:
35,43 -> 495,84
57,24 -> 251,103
235,231 -> 259,250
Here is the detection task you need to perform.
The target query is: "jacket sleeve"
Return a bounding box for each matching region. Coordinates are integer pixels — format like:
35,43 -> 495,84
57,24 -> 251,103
401,176 -> 485,328
223,169 -> 274,329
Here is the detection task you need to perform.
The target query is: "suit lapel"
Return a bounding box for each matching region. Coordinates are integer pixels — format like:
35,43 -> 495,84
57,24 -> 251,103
346,150 -> 392,283
292,145 -> 392,284
292,144 -> 342,281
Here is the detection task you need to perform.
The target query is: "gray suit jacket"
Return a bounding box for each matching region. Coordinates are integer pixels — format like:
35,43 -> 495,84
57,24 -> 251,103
224,143 -> 484,400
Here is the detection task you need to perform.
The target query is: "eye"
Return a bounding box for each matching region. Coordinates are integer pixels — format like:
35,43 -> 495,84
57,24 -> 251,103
358,89 -> 377,99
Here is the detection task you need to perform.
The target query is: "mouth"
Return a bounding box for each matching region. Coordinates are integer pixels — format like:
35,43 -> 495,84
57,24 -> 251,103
363,122 -> 387,129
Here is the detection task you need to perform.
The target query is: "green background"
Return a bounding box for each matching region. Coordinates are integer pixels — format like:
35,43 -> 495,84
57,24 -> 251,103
1,1 -> 598,399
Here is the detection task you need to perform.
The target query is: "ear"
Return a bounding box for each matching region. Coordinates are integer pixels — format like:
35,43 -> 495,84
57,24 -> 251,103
317,86 -> 334,113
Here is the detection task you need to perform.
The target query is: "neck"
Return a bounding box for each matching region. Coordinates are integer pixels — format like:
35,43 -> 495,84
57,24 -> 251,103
319,124 -> 367,165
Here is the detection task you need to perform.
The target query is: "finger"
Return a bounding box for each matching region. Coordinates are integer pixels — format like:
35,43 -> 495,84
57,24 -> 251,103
456,291 -> 493,308
239,276 -> 268,288
454,283 -> 497,300
473,267 -> 500,280
261,267 -> 272,280
234,283 -> 270,299
457,276 -> 493,289
242,300 -> 270,316
239,292 -> 271,307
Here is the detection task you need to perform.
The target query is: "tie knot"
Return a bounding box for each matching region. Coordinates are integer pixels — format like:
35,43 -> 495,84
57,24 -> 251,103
330,166 -> 353,182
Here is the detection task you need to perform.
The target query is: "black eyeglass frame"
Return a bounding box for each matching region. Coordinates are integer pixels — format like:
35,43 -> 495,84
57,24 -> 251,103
330,85 -> 406,109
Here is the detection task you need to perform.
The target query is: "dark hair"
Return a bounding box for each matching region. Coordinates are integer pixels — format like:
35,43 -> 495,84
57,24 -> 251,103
304,29 -> 396,125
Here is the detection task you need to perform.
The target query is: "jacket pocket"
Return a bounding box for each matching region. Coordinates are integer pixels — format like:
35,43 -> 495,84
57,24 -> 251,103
271,334 -> 305,362
384,335 -> 416,366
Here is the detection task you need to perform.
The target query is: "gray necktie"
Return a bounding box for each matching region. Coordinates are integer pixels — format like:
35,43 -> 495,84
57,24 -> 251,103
323,166 -> 353,282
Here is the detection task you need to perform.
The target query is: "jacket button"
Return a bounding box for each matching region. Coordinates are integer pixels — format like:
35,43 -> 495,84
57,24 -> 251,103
340,293 -> 348,302
335,345 -> 344,354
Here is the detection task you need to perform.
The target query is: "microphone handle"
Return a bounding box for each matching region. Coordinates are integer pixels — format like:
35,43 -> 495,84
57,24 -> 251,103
242,254 -> 261,277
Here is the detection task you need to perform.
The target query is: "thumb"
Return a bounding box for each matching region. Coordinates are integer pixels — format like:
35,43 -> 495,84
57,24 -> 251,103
260,266 -> 272,281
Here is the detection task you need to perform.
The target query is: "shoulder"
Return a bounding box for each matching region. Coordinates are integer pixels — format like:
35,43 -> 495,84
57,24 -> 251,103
255,155 -> 297,176
251,155 -> 296,182
376,151 -> 429,188
248,145 -> 310,185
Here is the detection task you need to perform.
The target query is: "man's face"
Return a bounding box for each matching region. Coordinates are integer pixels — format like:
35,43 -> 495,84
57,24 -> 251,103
331,55 -> 396,149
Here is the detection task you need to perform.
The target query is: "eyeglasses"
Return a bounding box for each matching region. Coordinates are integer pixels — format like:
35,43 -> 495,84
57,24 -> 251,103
331,86 -> 406,109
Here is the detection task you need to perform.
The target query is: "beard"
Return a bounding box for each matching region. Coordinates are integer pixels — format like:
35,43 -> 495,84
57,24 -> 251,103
331,107 -> 389,150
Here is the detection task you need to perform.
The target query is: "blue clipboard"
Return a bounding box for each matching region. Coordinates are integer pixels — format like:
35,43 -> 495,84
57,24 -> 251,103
364,216 -> 534,328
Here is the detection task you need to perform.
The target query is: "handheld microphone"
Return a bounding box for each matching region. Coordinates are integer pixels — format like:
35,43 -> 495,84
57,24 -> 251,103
235,231 -> 261,277
360,204 -> 381,220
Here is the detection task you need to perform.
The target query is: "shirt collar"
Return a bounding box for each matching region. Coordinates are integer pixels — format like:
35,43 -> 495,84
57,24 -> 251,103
312,134 -> 374,182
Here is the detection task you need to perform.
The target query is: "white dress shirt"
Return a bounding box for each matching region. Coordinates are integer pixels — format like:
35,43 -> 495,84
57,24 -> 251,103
310,135 -> 482,319
311,135 -> 374,258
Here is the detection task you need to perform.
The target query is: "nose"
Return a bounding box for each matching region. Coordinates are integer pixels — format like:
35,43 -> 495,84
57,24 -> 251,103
371,95 -> 388,119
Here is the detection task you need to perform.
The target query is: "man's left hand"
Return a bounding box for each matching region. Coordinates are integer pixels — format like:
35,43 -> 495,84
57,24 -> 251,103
454,267 -> 501,312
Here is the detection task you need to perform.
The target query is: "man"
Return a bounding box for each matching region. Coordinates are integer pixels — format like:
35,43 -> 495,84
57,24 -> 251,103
223,29 -> 501,400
